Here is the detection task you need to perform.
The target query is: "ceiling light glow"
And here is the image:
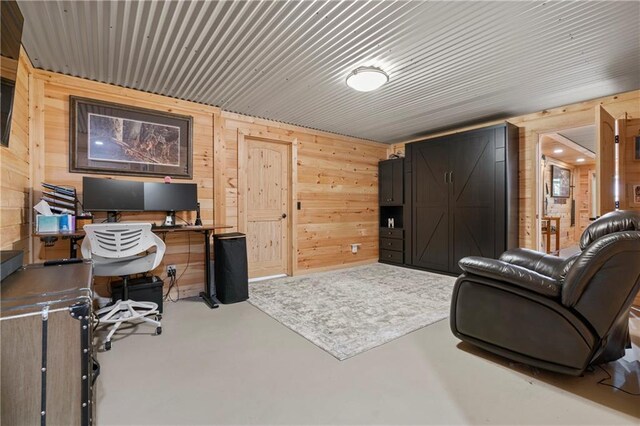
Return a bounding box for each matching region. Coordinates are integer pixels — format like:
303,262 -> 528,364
576,158 -> 585,162
553,148 -> 564,154
346,66 -> 389,92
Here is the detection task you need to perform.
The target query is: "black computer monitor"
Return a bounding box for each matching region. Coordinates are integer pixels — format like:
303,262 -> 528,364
83,177 -> 144,212
143,182 -> 198,212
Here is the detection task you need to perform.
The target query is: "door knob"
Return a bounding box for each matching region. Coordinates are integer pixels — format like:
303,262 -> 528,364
282,213 -> 287,219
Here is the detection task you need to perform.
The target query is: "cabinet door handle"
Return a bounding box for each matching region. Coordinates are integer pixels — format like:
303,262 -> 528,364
449,171 -> 454,183
444,172 -> 448,183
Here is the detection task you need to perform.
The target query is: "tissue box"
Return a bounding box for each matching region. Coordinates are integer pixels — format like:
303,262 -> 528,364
58,214 -> 75,232
36,215 -> 59,233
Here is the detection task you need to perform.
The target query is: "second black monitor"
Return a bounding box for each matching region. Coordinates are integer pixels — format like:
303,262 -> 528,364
143,182 -> 198,212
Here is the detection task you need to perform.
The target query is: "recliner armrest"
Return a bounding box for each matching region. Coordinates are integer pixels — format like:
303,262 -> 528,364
499,248 -> 577,281
459,257 -> 562,298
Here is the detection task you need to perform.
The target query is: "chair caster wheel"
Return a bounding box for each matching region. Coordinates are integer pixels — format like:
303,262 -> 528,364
105,341 -> 112,351
156,314 -> 162,321
156,327 -> 162,335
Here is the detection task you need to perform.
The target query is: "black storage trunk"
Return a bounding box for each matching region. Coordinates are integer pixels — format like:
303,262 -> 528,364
111,276 -> 164,313
213,232 -> 248,304
1,261 -> 96,425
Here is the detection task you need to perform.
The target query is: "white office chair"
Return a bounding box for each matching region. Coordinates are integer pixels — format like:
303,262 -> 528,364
82,223 -> 165,350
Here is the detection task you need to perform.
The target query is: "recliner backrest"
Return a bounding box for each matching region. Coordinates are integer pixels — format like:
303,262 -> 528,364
579,210 -> 640,250
562,230 -> 640,337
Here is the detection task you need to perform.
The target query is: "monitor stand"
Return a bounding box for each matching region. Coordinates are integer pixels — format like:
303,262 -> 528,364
164,211 -> 176,227
107,211 -> 118,223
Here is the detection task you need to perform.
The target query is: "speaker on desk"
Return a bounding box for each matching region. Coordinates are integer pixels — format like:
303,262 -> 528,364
213,233 -> 248,304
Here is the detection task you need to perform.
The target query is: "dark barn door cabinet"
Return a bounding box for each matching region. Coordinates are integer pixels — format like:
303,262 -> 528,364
379,123 -> 518,275
407,123 -> 519,274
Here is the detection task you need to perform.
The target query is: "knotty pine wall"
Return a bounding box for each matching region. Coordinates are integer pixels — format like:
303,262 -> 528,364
620,118 -> 640,212
31,69 -> 217,298
220,112 -> 387,273
390,90 -> 640,251
0,50 -> 31,259
13,62 -> 386,298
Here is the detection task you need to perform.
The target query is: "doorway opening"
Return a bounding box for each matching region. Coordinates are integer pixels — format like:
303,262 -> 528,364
537,126 -> 596,256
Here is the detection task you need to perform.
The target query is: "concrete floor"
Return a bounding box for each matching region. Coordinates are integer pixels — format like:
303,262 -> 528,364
95,299 -> 640,425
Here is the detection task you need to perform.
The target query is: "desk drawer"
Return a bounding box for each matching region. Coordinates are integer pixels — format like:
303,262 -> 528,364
380,238 -> 403,252
380,249 -> 403,264
380,228 -> 403,239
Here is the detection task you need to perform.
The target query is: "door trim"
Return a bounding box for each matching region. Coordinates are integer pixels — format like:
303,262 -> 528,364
237,129 -> 298,276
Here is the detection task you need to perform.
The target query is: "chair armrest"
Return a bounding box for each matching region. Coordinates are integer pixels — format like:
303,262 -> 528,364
499,248 -> 577,281
459,257 -> 562,298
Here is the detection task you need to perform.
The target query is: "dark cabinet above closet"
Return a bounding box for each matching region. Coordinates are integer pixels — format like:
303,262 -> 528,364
379,158 -> 404,206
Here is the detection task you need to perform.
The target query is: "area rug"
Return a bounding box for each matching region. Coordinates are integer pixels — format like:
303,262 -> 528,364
248,263 -> 457,360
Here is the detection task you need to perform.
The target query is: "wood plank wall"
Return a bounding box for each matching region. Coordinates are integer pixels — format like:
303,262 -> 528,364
620,118 -> 640,211
10,62 -> 386,298
31,70 -> 218,297
0,50 -> 31,259
390,90 -> 640,250
220,112 -> 387,274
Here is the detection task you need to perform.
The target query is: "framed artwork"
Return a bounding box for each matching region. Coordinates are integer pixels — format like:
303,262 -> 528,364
551,165 -> 571,198
632,184 -> 640,206
70,96 -> 193,179
635,136 -> 640,161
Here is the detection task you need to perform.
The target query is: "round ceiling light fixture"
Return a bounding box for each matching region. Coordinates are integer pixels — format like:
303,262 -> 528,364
346,66 -> 389,92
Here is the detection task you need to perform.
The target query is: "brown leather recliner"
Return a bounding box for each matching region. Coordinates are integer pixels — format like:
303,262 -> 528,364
450,210 -> 640,376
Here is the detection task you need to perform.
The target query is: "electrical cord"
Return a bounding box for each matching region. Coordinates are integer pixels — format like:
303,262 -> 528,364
173,231 -> 191,300
596,365 -> 640,396
163,272 -> 178,302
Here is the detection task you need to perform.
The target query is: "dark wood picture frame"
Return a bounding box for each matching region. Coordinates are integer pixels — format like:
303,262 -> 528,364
635,136 -> 640,161
551,165 -> 570,198
69,96 -> 193,179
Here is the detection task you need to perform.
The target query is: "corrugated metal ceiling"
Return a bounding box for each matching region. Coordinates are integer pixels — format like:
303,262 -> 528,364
18,1 -> 640,143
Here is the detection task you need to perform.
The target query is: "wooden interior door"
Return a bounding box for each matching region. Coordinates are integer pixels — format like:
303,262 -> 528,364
411,139 -> 450,272
596,106 -> 616,216
449,129 -> 497,273
243,139 -> 290,278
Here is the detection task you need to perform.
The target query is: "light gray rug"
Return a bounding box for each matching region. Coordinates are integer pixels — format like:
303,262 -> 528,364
248,263 -> 457,360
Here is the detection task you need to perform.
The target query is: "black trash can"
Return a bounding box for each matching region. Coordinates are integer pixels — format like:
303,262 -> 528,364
213,232 -> 249,304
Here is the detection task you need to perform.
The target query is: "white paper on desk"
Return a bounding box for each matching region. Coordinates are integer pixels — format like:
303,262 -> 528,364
34,199 -> 54,216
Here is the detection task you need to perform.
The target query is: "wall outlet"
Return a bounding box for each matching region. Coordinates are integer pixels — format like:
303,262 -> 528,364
350,243 -> 361,254
167,265 -> 177,277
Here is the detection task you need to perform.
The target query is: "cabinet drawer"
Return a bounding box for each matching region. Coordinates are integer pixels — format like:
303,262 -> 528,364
380,249 -> 403,264
380,238 -> 403,252
380,227 -> 403,239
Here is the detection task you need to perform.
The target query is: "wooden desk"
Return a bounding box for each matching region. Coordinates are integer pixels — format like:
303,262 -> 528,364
34,224 -> 232,309
541,216 -> 561,255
